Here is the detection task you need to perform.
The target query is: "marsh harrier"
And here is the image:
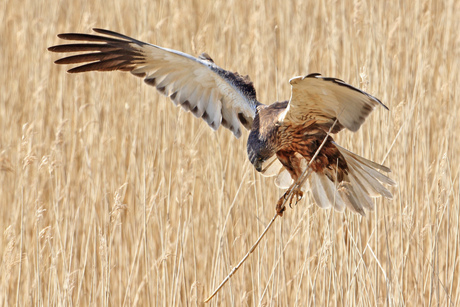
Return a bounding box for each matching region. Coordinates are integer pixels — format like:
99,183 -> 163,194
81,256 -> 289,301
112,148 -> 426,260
49,29 -> 396,215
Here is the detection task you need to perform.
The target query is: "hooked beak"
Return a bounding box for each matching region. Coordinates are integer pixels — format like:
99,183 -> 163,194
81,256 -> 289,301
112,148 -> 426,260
254,161 -> 263,172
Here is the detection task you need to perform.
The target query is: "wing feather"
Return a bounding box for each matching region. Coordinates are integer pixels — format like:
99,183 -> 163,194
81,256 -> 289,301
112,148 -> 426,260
310,173 -> 332,209
281,73 -> 387,133
49,28 -> 261,137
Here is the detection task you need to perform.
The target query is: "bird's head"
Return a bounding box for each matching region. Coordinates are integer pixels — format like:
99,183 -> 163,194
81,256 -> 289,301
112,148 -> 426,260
247,130 -> 275,173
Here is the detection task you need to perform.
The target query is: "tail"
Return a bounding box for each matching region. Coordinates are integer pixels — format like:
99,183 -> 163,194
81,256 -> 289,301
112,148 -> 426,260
308,142 -> 396,215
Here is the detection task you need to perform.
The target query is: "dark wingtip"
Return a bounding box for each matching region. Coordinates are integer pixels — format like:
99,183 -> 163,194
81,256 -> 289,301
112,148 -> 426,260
380,100 -> 390,110
66,67 -> 84,73
305,73 -> 322,78
92,28 -> 113,35
57,33 -> 71,39
368,93 -> 388,110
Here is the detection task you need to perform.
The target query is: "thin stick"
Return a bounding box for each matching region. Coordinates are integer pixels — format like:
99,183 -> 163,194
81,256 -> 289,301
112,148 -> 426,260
204,212 -> 279,303
204,119 -> 338,303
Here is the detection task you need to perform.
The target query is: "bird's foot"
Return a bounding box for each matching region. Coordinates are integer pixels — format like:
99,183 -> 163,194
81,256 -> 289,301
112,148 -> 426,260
276,197 -> 286,216
276,188 -> 304,216
288,189 -> 304,208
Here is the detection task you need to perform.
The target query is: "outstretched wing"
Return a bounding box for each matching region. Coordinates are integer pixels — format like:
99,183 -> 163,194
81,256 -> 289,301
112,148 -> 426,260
48,28 -> 260,138
280,73 -> 387,132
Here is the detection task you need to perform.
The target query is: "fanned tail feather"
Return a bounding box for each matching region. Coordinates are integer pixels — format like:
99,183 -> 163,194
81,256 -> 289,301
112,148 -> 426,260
308,142 -> 396,215
270,142 -> 396,215
310,172 -> 347,212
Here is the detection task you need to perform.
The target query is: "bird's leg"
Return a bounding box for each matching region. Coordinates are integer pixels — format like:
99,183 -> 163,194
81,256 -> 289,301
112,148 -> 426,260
285,186 -> 304,208
276,166 -> 313,216
290,189 -> 304,207
276,184 -> 304,216
275,151 -> 306,216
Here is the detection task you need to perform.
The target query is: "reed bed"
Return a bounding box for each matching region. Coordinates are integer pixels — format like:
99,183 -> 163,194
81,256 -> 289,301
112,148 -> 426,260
0,0 -> 458,305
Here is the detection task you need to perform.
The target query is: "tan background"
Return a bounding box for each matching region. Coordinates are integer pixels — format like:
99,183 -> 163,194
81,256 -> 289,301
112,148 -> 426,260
1,0 -> 458,305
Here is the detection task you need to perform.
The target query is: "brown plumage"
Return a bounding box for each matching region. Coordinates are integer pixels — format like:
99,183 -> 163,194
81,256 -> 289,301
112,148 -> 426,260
49,28 -> 396,215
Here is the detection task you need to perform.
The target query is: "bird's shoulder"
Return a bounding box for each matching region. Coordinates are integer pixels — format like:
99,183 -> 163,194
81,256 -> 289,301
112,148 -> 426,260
253,101 -> 289,135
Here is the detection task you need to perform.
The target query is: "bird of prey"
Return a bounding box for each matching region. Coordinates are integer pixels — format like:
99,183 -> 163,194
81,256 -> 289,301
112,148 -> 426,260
49,28 -> 396,216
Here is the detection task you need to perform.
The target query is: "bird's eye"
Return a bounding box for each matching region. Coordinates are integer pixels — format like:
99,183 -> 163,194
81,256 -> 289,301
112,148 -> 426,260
258,157 -> 263,161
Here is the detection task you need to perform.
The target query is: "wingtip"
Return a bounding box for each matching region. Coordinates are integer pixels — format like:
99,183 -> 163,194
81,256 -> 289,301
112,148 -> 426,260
92,28 -> 110,35
233,128 -> 242,139
305,73 -> 322,79
381,100 -> 390,111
